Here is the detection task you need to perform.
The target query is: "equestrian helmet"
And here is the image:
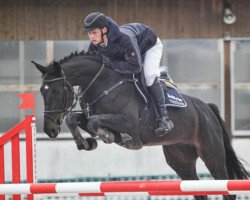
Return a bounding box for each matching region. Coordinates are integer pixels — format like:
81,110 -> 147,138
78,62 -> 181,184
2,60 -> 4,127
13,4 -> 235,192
84,12 -> 109,31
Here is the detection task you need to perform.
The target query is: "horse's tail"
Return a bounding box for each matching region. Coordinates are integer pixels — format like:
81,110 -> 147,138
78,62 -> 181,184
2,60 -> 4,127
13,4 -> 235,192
208,103 -> 249,179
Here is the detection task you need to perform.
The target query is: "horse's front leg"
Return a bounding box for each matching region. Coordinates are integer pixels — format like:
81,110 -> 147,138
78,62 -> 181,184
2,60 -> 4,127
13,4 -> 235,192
87,113 -> 130,144
65,112 -> 97,151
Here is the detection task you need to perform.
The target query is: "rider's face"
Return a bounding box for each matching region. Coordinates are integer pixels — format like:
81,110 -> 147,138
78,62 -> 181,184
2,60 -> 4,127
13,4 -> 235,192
87,28 -> 107,45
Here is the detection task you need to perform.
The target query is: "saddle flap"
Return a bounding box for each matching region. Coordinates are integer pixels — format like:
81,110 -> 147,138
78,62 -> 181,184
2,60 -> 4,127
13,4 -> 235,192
163,85 -> 187,108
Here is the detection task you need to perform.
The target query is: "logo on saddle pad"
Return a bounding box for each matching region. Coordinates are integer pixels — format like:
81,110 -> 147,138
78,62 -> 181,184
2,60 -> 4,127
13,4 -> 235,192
164,88 -> 187,108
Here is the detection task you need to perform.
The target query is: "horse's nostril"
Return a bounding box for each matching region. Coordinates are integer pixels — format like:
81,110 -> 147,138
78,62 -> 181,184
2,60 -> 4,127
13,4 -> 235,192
50,129 -> 58,138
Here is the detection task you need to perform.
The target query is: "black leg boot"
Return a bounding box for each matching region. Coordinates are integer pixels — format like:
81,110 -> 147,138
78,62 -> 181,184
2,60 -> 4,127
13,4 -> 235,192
149,78 -> 174,136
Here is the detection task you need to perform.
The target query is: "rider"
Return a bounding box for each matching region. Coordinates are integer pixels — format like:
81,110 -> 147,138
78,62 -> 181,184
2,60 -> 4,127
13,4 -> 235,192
83,12 -> 174,137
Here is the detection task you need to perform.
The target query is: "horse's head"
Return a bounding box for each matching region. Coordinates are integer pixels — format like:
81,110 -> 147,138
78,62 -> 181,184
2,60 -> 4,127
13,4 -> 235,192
32,61 -> 74,138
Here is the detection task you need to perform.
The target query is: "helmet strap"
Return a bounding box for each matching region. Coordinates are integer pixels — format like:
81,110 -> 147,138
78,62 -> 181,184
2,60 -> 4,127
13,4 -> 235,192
98,29 -> 107,46
101,30 -> 105,43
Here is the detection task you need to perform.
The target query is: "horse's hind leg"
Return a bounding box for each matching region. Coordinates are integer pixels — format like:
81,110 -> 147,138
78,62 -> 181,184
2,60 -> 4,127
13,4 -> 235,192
65,112 -> 97,151
162,144 -> 208,200
198,139 -> 236,200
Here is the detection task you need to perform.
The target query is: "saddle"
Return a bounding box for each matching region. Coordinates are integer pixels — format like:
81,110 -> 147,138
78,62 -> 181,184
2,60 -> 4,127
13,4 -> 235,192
133,73 -> 187,108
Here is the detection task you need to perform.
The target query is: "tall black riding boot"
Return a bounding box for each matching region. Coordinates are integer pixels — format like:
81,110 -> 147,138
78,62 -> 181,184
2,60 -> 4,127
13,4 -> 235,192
149,78 -> 174,136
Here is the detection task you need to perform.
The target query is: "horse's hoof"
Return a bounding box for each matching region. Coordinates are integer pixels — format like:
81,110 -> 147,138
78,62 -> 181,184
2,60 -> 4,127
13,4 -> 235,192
97,128 -> 115,144
76,144 -> 85,150
76,138 -> 97,151
86,138 -> 98,151
76,141 -> 89,150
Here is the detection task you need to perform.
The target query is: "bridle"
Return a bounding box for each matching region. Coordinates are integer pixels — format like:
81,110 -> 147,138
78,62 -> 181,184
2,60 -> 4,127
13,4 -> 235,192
42,72 -> 74,127
42,63 -> 126,127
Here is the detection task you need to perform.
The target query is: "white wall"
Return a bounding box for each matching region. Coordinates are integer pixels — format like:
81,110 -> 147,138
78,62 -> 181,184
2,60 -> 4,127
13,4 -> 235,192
3,137 -> 249,182
34,138 -> 250,180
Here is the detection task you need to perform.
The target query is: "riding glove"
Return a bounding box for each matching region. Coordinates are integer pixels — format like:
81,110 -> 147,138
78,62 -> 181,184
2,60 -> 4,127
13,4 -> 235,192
101,55 -> 113,69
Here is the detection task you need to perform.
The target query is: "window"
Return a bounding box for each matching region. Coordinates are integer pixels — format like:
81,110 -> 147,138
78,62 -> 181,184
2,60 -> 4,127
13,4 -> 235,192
162,39 -> 224,114
231,40 -> 250,134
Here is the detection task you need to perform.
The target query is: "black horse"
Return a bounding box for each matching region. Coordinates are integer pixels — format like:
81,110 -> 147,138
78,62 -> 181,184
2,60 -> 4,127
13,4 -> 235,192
32,51 -> 249,200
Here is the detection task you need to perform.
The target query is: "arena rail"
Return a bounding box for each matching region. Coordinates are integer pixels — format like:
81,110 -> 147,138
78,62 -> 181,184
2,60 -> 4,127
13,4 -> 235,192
0,115 -> 36,200
0,180 -> 250,196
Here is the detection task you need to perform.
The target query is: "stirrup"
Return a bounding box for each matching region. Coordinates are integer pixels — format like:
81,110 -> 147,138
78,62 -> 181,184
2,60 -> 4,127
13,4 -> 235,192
155,119 -> 174,137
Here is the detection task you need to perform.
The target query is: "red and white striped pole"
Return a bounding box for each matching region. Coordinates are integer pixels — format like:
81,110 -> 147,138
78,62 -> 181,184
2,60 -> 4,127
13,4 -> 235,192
0,180 -> 249,196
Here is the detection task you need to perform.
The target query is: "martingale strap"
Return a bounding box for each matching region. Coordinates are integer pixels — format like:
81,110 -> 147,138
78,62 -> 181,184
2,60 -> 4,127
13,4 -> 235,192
88,80 -> 124,107
78,80 -> 124,119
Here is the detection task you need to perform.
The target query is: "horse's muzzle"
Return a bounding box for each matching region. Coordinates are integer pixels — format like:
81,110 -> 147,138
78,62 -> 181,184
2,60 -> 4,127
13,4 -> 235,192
44,126 -> 60,138
43,117 -> 61,138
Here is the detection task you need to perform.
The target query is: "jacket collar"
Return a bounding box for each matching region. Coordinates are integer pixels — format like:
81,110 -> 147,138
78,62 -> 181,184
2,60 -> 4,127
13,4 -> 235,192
106,17 -> 122,43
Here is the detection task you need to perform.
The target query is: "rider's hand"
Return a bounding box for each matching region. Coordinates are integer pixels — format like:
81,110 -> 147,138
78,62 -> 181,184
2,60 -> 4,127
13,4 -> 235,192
101,55 -> 112,68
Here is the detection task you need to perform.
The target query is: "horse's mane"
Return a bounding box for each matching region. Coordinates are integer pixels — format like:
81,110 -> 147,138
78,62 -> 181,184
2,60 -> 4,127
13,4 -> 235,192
58,50 -> 101,65
45,50 -> 102,75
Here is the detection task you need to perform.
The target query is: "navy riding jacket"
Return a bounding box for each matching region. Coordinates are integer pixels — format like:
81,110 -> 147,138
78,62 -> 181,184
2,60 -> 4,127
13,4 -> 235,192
88,18 -> 157,75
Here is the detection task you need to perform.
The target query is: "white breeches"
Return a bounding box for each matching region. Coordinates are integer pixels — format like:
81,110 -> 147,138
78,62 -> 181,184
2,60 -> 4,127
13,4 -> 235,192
143,38 -> 163,86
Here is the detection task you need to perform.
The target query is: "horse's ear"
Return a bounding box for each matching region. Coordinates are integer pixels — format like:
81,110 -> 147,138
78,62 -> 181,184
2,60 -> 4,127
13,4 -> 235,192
31,61 -> 47,74
53,61 -> 62,74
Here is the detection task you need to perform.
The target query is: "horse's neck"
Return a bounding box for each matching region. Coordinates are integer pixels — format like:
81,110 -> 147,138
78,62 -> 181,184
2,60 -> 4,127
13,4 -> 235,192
60,56 -> 124,104
61,58 -> 103,87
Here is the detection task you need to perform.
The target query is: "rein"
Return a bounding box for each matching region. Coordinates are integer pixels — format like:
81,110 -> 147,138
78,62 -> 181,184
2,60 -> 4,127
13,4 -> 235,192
79,64 -> 105,99
73,64 -> 124,119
